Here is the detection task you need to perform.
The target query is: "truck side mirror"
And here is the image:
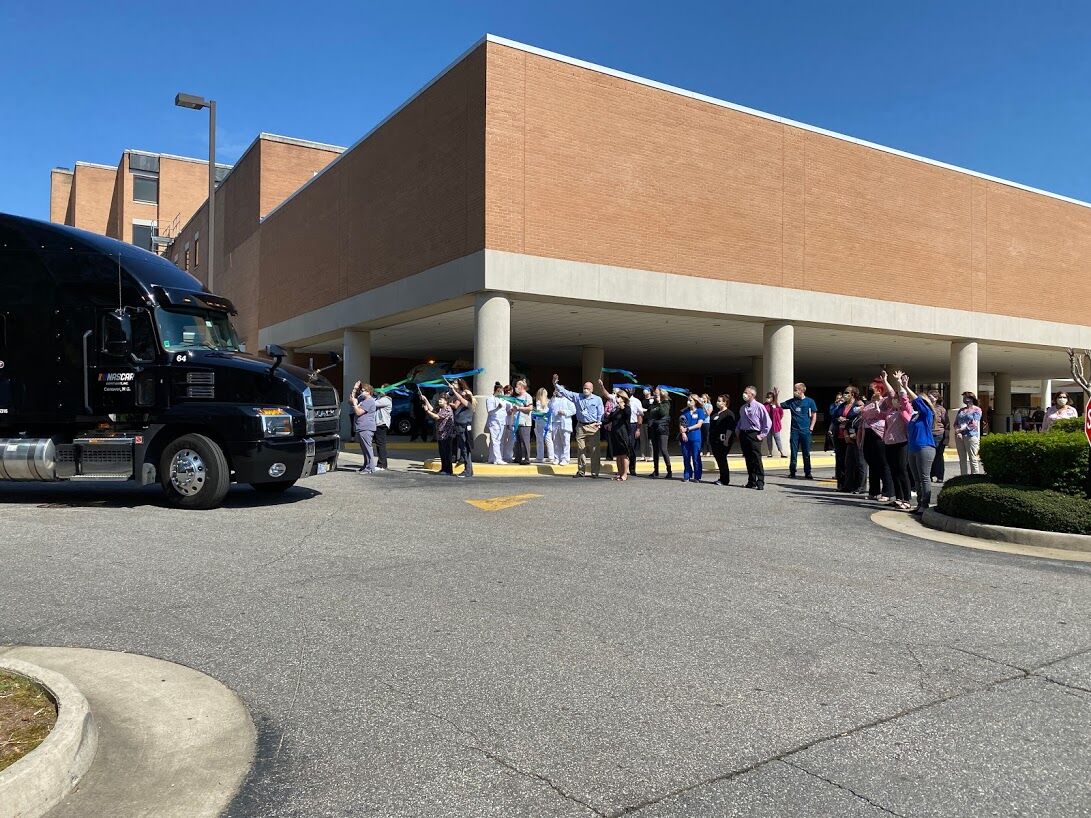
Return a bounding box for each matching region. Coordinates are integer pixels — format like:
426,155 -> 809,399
103,311 -> 132,357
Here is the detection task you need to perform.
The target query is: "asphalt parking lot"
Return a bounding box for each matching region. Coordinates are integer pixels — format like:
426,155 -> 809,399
1,464 -> 1089,817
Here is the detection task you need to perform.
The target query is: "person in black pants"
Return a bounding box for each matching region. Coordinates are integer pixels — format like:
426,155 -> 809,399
858,380 -> 893,500
930,393 -> 948,482
708,394 -> 736,485
373,389 -> 392,470
448,378 -> 476,478
830,388 -> 858,491
737,386 -> 771,489
646,388 -> 672,478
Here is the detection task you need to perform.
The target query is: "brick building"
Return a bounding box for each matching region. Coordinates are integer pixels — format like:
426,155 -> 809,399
50,36 -> 1090,439
49,149 -> 231,253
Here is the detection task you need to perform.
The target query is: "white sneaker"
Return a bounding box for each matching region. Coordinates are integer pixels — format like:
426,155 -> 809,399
375,467 -> 386,471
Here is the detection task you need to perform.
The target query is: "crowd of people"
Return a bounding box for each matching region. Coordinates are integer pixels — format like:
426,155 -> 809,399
348,370 -> 1079,513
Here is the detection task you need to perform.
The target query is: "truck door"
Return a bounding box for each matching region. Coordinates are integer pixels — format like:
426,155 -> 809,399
93,309 -> 158,414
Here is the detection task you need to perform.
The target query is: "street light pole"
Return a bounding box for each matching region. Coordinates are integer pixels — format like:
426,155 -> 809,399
207,99 -> 216,294
174,92 -> 217,292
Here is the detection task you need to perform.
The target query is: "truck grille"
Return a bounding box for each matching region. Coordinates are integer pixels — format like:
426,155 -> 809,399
308,386 -> 340,436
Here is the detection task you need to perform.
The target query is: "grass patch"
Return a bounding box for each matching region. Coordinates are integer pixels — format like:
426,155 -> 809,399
0,670 -> 58,772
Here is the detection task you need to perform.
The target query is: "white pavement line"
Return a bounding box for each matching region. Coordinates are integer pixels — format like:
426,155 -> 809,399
871,510 -> 1091,563
1,646 -> 256,818
0,655 -> 97,818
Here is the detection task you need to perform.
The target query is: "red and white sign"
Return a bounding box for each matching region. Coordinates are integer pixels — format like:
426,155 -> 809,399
1085,400 -> 1091,447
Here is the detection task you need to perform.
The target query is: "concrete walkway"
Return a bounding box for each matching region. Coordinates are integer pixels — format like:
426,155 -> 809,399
0,646 -> 255,817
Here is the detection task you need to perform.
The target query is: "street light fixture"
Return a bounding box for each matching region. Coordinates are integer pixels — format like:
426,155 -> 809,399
174,92 -> 216,292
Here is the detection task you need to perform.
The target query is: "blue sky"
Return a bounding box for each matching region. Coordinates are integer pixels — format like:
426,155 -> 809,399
2,1 -> 1089,219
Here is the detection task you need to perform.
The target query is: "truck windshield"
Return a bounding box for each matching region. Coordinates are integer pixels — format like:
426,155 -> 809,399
155,307 -> 241,352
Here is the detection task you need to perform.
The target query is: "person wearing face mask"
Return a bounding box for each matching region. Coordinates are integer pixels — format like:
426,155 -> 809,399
640,388 -> 654,461
598,381 -> 642,476
880,371 -> 914,510
646,388 -> 673,478
900,375 -> 936,514
485,382 -> 508,464
708,394 -> 736,485
1041,392 -> 1078,433
774,382 -> 817,479
548,387 -> 576,465
502,384 -> 516,463
511,380 -> 534,465
606,393 -> 633,481
736,385 -> 771,489
679,393 -> 707,483
954,392 -> 983,475
552,374 -> 605,478
857,382 -> 892,502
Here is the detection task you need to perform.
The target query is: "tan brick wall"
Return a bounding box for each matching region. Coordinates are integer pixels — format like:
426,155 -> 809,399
70,164 -> 116,235
484,43 -> 1091,324
50,170 -> 73,224
158,156 -> 212,243
259,45 -> 486,328
258,140 -> 340,218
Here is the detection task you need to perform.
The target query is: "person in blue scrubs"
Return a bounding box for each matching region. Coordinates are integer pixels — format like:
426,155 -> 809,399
775,382 -> 818,479
679,394 -> 707,482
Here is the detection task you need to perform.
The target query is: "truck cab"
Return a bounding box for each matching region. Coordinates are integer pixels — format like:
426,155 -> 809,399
0,213 -> 339,509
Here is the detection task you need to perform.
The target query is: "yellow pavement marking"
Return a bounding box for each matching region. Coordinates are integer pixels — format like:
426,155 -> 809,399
465,493 -> 543,512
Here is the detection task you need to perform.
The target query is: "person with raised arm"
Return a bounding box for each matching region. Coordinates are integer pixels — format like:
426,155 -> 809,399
552,373 -> 605,478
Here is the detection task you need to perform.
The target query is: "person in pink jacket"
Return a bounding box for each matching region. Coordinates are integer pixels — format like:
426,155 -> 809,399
880,370 -> 914,510
762,392 -> 786,457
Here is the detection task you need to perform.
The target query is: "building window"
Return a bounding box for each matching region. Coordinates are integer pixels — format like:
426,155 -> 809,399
133,175 -> 158,203
184,245 -> 190,271
194,233 -> 200,268
131,223 -> 158,251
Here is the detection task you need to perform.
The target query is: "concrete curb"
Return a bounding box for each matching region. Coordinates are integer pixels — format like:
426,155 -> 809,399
922,508 -> 1091,554
0,657 -> 97,818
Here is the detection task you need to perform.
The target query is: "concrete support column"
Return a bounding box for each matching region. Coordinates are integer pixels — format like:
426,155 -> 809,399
342,329 -> 371,395
342,329 -> 371,440
763,322 -> 793,455
993,372 -> 1012,434
581,346 -> 605,390
950,340 -> 979,405
1040,379 -> 1053,409
473,292 -> 511,459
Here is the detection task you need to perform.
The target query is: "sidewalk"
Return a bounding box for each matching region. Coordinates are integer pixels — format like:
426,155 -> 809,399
343,441 -> 960,477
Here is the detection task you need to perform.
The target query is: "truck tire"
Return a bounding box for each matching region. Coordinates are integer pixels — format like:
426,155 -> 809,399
160,433 -> 231,510
251,480 -> 297,494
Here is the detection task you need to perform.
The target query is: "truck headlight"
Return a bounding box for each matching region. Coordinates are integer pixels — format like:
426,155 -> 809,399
257,409 -> 293,438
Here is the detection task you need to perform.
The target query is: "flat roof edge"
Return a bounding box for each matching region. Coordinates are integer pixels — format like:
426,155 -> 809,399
258,132 -> 346,153
51,167 -> 74,175
74,160 -> 117,171
484,34 -> 1091,211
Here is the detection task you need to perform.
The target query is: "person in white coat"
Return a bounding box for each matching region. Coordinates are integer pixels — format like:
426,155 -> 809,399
549,388 -> 576,465
533,388 -> 554,463
485,382 -> 508,464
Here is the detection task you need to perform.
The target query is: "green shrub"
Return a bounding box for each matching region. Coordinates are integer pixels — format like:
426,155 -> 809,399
937,480 -> 1091,535
979,431 -> 1089,497
1049,417 -> 1085,435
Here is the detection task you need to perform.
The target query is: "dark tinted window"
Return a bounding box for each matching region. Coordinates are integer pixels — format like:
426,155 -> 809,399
131,310 -> 157,361
133,176 -> 158,203
132,224 -> 156,251
129,153 -> 160,173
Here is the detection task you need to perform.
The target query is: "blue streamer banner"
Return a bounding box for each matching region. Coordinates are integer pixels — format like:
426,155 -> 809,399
602,367 -> 638,382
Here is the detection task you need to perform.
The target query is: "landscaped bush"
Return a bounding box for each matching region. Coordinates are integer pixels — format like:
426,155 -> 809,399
1049,417 -> 1085,435
979,431 -> 1089,497
937,480 -> 1091,535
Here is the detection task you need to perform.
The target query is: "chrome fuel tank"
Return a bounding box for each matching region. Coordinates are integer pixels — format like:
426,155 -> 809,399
0,438 -> 57,481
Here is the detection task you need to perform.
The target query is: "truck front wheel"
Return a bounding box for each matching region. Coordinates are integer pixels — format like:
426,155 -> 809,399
160,434 -> 231,510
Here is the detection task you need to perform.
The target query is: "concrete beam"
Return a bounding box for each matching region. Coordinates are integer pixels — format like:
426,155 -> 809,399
581,346 -> 605,389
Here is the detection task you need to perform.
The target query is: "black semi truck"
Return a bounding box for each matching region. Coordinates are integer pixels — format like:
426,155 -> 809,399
0,213 -> 340,509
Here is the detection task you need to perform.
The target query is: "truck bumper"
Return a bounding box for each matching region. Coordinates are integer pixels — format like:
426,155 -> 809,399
227,434 -> 340,484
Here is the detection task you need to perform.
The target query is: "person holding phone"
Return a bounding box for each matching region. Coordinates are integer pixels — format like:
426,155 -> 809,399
708,394 -> 736,485
349,382 -> 378,474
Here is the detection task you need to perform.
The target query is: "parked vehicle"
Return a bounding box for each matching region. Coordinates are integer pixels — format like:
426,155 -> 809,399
0,214 -> 340,509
